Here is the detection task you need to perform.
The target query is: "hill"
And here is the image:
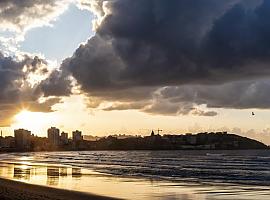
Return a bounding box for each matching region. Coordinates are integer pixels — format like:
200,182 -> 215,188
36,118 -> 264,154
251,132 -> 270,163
79,132 -> 268,151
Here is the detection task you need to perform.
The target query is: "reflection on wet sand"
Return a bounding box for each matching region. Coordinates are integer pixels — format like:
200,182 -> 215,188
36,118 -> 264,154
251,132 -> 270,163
60,167 -> 67,176
0,161 -> 269,200
46,166 -> 82,185
72,168 -> 81,178
14,166 -> 31,180
47,167 -> 59,186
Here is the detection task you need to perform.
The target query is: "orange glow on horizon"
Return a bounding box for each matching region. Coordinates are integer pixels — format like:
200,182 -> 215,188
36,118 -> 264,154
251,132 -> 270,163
12,110 -> 55,135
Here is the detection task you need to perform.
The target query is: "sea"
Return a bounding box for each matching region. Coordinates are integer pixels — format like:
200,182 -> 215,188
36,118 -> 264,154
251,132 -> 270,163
0,150 -> 270,200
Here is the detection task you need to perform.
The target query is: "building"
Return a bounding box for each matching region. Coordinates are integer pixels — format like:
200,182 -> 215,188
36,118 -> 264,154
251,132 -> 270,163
72,130 -> 83,142
60,132 -> 68,145
48,127 -> 60,146
0,136 -> 15,149
151,130 -> 155,137
14,129 -> 31,150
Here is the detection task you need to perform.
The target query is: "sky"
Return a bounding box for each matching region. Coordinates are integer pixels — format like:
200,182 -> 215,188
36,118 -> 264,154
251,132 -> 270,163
1,0 -> 270,144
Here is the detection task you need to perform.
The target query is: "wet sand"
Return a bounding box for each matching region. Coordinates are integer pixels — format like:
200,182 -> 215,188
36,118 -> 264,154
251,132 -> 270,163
0,178 -> 120,200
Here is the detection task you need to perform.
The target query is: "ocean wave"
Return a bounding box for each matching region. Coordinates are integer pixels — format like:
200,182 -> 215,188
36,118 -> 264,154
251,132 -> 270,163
1,150 -> 270,186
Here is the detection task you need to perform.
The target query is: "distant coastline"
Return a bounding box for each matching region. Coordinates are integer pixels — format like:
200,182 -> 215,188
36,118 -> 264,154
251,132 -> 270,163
76,132 -> 269,151
1,131 -> 268,152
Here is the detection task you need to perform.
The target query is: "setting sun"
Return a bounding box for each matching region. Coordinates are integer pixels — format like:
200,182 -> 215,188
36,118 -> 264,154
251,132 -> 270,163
1,1 -> 270,200
12,110 -> 55,135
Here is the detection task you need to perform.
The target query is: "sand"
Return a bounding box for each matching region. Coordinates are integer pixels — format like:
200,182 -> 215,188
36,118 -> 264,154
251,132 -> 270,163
0,178 -> 121,200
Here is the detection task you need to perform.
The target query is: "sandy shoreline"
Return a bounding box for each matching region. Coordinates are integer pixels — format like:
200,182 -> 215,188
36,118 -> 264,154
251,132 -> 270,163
0,178 -> 121,200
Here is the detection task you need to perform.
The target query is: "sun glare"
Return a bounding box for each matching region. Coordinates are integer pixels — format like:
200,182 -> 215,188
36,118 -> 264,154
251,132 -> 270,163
12,110 -> 54,135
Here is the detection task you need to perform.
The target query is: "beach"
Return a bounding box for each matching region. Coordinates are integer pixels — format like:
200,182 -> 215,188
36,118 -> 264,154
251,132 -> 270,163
0,150 -> 270,200
0,178 -> 119,200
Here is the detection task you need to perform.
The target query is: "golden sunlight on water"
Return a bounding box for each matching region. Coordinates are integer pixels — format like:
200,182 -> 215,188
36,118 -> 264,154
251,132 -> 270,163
0,161 -> 269,200
0,162 -> 205,200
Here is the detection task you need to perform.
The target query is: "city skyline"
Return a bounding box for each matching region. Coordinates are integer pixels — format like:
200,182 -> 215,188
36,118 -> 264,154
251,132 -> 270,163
1,1 -> 270,199
0,1 -> 270,145
1,123 -> 270,147
2,126 -> 267,152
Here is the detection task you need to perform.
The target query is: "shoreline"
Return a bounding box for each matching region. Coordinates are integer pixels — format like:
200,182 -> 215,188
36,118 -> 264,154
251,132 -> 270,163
1,132 -> 268,153
0,178 -> 121,200
1,148 -> 269,154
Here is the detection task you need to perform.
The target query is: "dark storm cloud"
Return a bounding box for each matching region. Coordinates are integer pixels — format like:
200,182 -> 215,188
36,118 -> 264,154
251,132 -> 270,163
0,0 -> 72,126
97,79 -> 270,116
37,70 -> 72,97
142,100 -> 195,116
53,0 -> 270,115
64,0 -> 269,90
160,80 -> 270,110
141,99 -> 218,116
0,52 -> 33,104
0,52 -> 60,126
0,52 -> 50,102
202,0 -> 270,78
101,88 -> 219,116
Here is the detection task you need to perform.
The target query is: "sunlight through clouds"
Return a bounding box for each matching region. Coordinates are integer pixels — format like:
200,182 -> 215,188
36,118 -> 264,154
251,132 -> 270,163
12,110 -> 57,135
0,0 -> 270,145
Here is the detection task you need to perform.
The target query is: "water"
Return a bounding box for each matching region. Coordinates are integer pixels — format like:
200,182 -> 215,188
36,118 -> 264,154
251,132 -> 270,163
0,150 -> 269,199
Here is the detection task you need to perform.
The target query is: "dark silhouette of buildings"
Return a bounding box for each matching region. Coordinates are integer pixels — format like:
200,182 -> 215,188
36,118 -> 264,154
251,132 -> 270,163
48,127 -> 60,146
0,136 -> 14,150
72,130 -> 83,142
0,128 -> 267,152
60,132 -> 68,145
14,129 -> 31,150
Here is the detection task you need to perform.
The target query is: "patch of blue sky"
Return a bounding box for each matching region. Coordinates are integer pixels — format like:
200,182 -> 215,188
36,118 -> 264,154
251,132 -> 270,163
19,3 -> 94,63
